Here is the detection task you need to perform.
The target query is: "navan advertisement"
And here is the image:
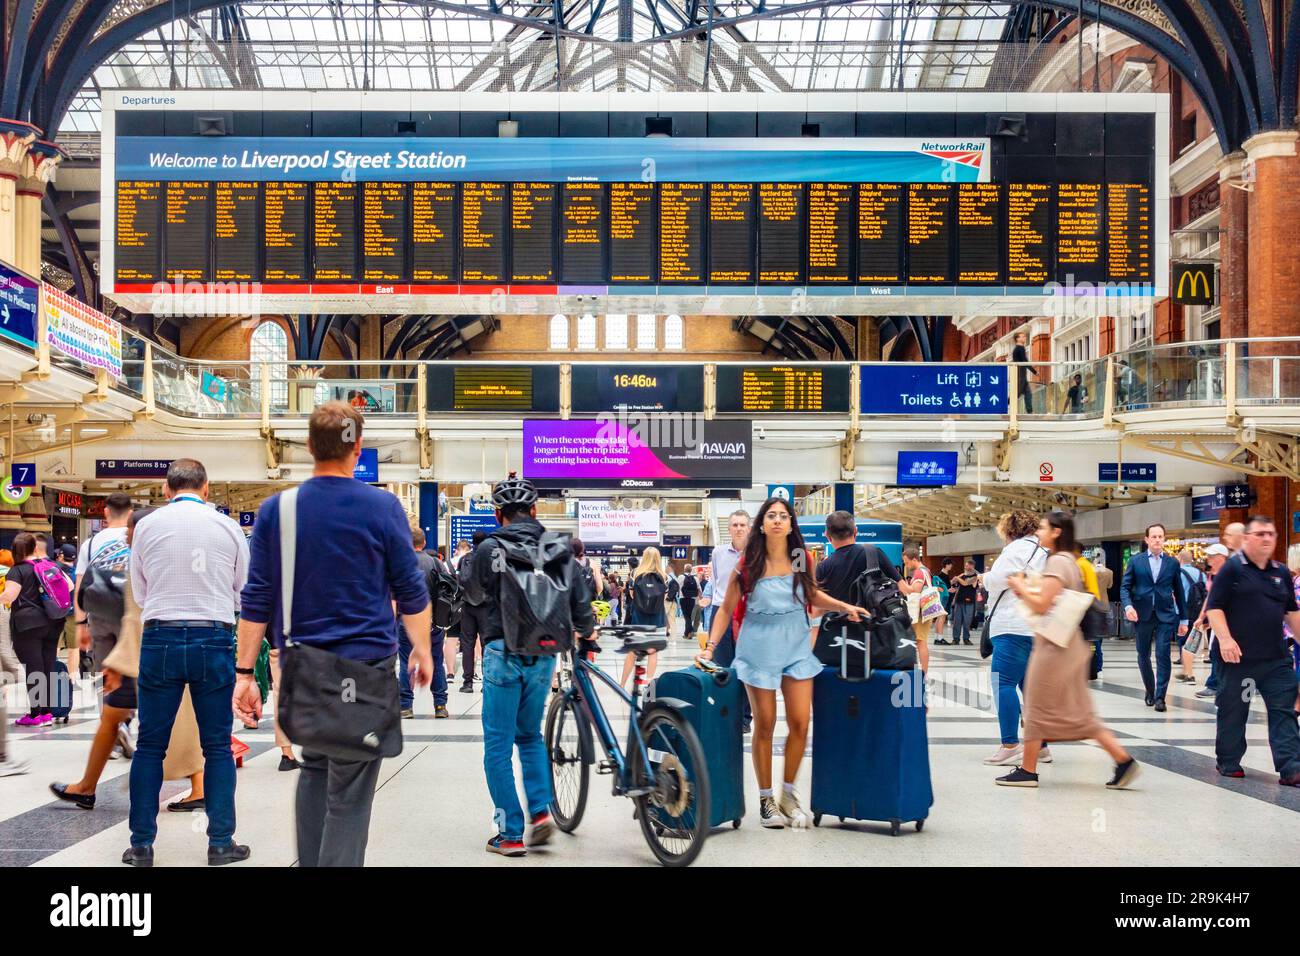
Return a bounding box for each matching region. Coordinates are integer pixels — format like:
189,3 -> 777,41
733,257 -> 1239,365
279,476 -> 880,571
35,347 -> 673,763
523,419 -> 752,489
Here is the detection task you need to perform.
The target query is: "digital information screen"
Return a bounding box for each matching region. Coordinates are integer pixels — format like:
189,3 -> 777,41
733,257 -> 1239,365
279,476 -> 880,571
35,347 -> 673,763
560,182 -> 605,284
426,364 -> 561,413
461,182 -> 507,283
312,181 -> 358,282
1006,183 -> 1052,285
570,364 -> 705,412
906,183 -> 952,284
163,181 -> 210,281
708,183 -> 755,283
411,182 -> 457,283
659,183 -> 705,283
715,364 -> 851,413
608,182 -> 655,283
757,183 -> 803,284
857,183 -> 904,283
115,181 -> 162,282
213,181 -> 259,282
1106,182 -> 1151,281
510,182 -> 556,282
807,183 -> 854,283
1056,183 -> 1105,282
262,182 -> 309,282
956,183 -> 1001,283
362,182 -> 407,283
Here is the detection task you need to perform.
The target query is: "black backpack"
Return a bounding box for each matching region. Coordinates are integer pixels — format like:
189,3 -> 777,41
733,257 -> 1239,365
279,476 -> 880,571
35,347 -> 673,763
456,549 -> 481,606
576,559 -> 596,602
632,573 -> 667,615
850,545 -> 908,619
1181,568 -> 1208,623
492,531 -> 575,656
680,574 -> 699,599
426,559 -> 462,630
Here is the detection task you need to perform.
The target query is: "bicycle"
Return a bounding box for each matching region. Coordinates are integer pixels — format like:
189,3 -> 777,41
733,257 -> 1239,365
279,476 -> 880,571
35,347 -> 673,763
544,624 -> 711,867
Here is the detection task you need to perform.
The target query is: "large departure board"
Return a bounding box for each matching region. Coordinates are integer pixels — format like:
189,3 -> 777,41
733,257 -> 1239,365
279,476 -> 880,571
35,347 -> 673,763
659,183 -> 705,283
956,183 -> 1001,284
907,183 -> 952,284
511,182 -> 556,282
561,183 -> 605,284
715,364 -> 851,413
609,182 -> 655,283
411,182 -> 457,283
858,183 -> 904,283
163,182 -> 210,281
461,182 -> 507,283
263,182 -> 308,282
362,182 -> 407,283
115,181 -> 162,282
757,183 -> 804,284
1006,183 -> 1052,285
312,182 -> 358,282
1106,182 -> 1151,281
708,183 -> 755,283
807,183 -> 854,283
213,182 -> 259,281
425,364 -> 561,412
1056,183 -> 1105,281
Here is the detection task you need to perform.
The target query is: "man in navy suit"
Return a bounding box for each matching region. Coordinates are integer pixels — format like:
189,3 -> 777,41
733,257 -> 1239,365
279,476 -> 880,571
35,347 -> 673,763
1121,523 -> 1188,712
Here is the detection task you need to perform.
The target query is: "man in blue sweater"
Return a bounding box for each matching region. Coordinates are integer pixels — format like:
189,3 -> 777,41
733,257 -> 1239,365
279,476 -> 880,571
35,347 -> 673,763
235,401 -> 432,867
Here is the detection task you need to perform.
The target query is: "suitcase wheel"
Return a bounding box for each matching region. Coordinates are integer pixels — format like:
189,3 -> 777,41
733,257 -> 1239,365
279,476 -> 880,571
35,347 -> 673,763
889,819 -> 901,837
916,819 -> 925,833
732,819 -> 740,829
812,813 -> 822,827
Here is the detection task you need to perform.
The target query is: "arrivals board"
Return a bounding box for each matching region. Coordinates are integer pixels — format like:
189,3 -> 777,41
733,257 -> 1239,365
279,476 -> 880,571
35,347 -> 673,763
716,364 -> 851,413
426,364 -> 561,412
110,135 -> 1155,291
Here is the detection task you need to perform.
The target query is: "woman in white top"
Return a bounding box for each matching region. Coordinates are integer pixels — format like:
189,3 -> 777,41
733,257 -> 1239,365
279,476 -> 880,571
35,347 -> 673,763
982,510 -> 1050,767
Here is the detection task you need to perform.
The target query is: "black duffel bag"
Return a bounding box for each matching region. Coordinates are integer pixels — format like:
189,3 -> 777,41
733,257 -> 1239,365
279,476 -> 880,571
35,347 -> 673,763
275,487 -> 402,763
817,608 -> 918,676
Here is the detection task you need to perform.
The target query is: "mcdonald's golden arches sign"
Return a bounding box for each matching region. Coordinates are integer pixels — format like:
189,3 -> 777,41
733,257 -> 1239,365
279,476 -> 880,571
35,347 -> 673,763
1172,262 -> 1215,306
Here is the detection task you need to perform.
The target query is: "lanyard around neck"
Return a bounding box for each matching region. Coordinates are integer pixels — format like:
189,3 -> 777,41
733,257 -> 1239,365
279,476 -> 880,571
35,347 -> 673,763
172,493 -> 204,505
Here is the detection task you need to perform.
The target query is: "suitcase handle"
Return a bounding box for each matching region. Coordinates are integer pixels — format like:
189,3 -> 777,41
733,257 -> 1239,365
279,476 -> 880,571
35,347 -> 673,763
695,658 -> 732,687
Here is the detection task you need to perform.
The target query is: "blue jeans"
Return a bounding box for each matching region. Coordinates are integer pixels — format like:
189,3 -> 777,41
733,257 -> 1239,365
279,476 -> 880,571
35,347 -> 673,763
991,633 -> 1033,745
951,602 -> 976,644
398,625 -> 447,708
1136,618 -> 1177,701
481,642 -> 556,841
130,623 -> 237,848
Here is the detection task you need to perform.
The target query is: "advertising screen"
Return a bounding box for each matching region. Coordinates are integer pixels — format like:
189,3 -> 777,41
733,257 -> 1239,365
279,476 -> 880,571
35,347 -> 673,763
577,501 -> 661,545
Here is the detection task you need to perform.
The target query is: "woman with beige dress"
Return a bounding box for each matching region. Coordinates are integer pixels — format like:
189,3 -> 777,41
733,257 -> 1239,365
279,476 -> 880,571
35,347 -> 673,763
995,511 -> 1141,789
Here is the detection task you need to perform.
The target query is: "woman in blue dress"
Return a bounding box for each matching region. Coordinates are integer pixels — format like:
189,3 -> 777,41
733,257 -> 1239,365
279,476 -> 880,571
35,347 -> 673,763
699,497 -> 870,829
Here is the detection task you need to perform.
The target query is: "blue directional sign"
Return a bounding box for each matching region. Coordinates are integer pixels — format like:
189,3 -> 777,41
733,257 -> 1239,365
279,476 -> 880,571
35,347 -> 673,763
0,260 -> 39,350
1215,482 -> 1250,509
96,459 -> 172,479
1098,462 -> 1158,483
896,451 -> 959,487
671,547 -> 689,560
468,497 -> 495,514
239,511 -> 256,528
216,505 -> 231,516
353,447 -> 378,482
861,363 -> 1007,415
797,518 -> 903,565
11,463 -> 36,488
1191,494 -> 1219,525
767,484 -> 795,503
451,514 -> 498,547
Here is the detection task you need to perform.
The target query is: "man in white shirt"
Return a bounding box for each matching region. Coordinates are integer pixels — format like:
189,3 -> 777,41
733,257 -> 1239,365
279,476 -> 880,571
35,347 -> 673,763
709,509 -> 752,730
124,458 -> 250,868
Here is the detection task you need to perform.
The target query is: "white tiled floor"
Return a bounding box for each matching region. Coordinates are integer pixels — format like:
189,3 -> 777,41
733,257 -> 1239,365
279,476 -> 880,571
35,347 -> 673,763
2,634 -> 1296,867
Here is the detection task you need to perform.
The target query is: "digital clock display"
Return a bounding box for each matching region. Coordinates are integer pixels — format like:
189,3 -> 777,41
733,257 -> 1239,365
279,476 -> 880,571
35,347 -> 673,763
571,365 -> 704,413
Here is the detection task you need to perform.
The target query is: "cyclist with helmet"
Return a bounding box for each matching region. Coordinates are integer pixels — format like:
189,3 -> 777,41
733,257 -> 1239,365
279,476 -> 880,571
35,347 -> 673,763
463,474 -> 595,857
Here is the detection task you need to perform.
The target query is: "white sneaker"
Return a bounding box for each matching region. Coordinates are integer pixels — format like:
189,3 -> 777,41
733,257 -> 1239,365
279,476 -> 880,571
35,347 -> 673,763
116,724 -> 135,759
1038,746 -> 1053,764
778,787 -> 810,829
0,756 -> 30,777
758,795 -> 786,829
983,744 -> 1024,766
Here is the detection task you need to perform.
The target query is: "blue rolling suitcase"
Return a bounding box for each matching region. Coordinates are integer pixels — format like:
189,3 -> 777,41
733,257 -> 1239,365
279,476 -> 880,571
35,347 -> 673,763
50,659 -> 75,724
651,664 -> 746,829
811,666 -> 932,835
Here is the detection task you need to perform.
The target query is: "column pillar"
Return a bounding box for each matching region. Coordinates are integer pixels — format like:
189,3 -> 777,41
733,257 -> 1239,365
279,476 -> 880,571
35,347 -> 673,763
15,141 -> 65,277
1216,152 -> 1249,340
1243,131 -> 1300,341
0,120 -> 42,269
1247,475 -> 1290,560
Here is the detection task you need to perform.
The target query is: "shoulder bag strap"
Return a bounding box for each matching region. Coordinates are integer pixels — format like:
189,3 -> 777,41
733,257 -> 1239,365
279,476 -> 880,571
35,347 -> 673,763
279,487 -> 298,641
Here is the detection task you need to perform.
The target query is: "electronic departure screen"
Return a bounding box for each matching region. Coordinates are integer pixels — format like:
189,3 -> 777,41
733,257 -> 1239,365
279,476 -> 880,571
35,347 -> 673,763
715,364 -> 851,413
858,183 -> 904,283
163,181 -> 210,281
411,182 -> 457,283
757,183 -> 804,284
1056,183 -> 1105,282
461,182 -> 507,283
659,183 -> 705,283
561,183 -> 605,284
1006,183 -> 1052,285
956,183 -> 1001,284
807,183 -> 854,283
426,364 -> 561,412
609,182 -> 656,283
907,183 -> 952,284
570,364 -> 705,412
312,181 -> 358,282
214,182 -> 259,281
1106,182 -> 1151,281
115,181 -> 162,282
362,182 -> 407,283
263,182 -> 309,282
708,183 -> 755,284
511,182 -> 556,282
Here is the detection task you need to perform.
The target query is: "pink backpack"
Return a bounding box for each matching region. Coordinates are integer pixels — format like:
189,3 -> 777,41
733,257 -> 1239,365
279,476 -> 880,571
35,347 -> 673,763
28,558 -> 73,619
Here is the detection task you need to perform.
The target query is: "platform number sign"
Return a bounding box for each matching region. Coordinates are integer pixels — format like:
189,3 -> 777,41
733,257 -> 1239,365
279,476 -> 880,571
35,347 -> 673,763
11,463 -> 35,487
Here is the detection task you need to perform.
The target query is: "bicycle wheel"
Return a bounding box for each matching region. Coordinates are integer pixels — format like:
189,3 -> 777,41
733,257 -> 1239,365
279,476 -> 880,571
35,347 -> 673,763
544,691 -> 590,832
633,707 -> 711,867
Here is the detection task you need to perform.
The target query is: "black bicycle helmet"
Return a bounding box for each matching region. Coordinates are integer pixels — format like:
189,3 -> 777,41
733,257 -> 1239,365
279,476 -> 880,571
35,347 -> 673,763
492,472 -> 537,509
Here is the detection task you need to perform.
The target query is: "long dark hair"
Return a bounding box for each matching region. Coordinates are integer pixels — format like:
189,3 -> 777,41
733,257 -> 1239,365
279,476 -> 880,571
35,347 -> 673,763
738,497 -> 817,603
11,532 -> 36,564
1044,510 -> 1077,555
